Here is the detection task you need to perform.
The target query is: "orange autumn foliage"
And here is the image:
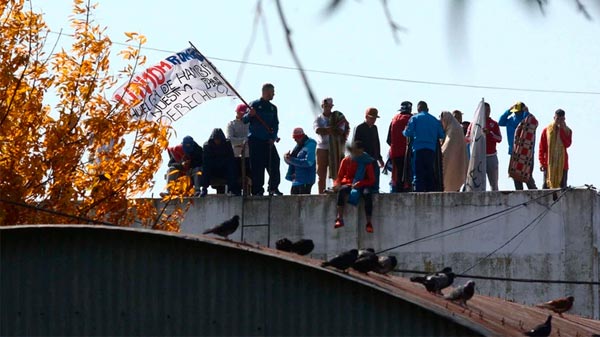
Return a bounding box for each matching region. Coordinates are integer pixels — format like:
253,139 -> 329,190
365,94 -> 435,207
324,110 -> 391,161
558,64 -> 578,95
0,0 -> 190,230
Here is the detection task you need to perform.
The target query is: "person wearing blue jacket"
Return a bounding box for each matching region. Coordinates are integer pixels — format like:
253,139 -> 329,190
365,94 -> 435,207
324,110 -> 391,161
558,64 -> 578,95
243,83 -> 282,196
284,128 -> 317,195
403,101 -> 445,192
498,101 -> 538,190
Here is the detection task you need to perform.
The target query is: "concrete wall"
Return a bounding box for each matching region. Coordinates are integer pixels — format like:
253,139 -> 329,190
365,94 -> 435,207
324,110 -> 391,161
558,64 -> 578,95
147,189 -> 600,318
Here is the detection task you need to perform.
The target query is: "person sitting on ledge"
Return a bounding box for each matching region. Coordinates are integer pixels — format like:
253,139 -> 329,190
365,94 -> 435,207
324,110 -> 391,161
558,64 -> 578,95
333,141 -> 375,233
200,128 -> 238,197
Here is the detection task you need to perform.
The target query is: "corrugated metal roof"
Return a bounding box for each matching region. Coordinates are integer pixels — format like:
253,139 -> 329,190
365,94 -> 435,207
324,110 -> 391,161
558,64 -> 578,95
1,225 -> 484,336
1,225 -> 598,336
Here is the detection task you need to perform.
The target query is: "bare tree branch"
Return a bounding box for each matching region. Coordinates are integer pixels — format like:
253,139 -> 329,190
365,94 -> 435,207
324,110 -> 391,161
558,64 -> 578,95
274,0 -> 319,112
235,0 -> 264,87
534,0 -> 548,14
574,0 -> 592,20
381,0 -> 407,44
324,0 -> 344,15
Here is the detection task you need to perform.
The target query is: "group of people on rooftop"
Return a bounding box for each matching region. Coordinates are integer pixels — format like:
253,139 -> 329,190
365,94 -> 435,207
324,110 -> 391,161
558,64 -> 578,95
163,83 -> 573,232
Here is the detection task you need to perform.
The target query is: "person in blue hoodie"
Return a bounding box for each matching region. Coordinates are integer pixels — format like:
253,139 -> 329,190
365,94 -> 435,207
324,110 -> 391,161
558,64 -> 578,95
200,128 -> 238,197
284,127 -> 317,195
403,101 -> 445,192
498,101 -> 538,190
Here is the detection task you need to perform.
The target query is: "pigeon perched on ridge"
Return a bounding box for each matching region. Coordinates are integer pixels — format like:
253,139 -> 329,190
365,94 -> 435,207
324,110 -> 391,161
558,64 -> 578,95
321,249 -> 359,271
202,215 -> 240,239
536,296 -> 574,317
352,249 -> 379,273
275,238 -> 293,252
374,256 -> 398,275
276,238 -> 314,256
410,267 -> 455,295
290,239 -> 314,256
524,315 -> 552,337
444,280 -> 475,307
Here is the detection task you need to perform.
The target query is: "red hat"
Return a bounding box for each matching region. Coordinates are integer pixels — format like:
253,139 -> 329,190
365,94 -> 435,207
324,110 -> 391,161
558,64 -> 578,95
292,127 -> 305,139
365,107 -> 380,118
235,104 -> 248,113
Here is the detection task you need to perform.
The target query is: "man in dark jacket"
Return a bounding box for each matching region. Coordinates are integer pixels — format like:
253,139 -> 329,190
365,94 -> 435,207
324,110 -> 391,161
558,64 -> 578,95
352,107 -> 384,193
200,128 -> 237,197
243,83 -> 282,196
181,136 -> 204,197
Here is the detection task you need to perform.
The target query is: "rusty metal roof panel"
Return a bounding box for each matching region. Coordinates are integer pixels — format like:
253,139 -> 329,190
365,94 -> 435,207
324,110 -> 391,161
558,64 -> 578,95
1,225 -> 599,336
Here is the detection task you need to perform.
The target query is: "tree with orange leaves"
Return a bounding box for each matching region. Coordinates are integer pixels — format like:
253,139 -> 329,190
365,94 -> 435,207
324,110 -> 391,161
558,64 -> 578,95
0,0 -> 190,230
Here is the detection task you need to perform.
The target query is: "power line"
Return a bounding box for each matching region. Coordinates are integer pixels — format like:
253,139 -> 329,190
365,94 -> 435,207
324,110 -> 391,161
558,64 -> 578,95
375,189 -> 561,254
459,188 -> 569,274
46,30 -> 600,96
394,269 -> 600,286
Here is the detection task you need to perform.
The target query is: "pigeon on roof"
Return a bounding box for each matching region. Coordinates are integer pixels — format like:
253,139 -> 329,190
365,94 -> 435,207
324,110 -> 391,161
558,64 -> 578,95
290,239 -> 314,256
536,296 -> 574,317
202,215 -> 240,240
275,238 -> 293,252
321,249 -> 359,271
410,267 -> 455,296
352,249 -> 379,274
374,256 -> 397,275
444,280 -> 475,307
524,315 -> 552,337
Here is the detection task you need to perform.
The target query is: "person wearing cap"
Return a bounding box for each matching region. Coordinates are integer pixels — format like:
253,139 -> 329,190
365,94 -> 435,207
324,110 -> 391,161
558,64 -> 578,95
539,109 -> 572,189
313,97 -> 349,194
386,101 -> 413,192
243,83 -> 282,196
352,107 -> 384,193
284,128 -> 317,195
333,141 -> 376,233
499,101 -> 538,190
403,101 -> 445,192
227,103 -> 251,194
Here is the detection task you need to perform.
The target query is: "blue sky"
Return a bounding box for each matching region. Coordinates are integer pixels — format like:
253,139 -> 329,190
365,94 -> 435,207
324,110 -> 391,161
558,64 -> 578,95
39,0 -> 600,195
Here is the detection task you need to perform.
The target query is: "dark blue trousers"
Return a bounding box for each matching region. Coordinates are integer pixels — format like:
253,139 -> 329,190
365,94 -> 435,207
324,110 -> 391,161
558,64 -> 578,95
249,138 -> 280,195
413,149 -> 435,192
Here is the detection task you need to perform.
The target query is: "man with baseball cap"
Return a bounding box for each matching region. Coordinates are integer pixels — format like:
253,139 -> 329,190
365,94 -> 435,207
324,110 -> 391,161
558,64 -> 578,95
352,107 -> 384,192
386,101 -> 413,192
313,97 -> 349,194
284,127 -> 317,195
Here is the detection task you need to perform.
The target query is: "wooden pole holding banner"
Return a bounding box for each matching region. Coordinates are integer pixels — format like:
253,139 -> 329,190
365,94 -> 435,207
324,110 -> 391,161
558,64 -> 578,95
187,41 -> 276,137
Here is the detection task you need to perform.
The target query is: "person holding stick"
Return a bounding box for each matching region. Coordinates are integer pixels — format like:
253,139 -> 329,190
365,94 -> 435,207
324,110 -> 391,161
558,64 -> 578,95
243,83 -> 283,196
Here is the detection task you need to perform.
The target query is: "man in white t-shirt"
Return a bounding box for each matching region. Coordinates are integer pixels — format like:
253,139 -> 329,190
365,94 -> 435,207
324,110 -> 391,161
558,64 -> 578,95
313,97 -> 349,194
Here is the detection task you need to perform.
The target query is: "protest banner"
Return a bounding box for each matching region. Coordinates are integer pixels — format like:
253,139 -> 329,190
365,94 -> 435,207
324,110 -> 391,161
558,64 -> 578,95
113,46 -> 235,123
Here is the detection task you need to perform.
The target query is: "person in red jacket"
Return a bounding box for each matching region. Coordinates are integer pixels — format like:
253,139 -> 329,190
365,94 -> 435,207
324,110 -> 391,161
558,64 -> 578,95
386,101 -> 412,192
539,109 -> 572,189
333,141 -> 376,233
483,103 -> 502,191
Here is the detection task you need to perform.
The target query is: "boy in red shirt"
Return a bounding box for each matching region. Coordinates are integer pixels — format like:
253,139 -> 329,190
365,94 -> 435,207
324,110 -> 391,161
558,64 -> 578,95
334,141 -> 376,233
